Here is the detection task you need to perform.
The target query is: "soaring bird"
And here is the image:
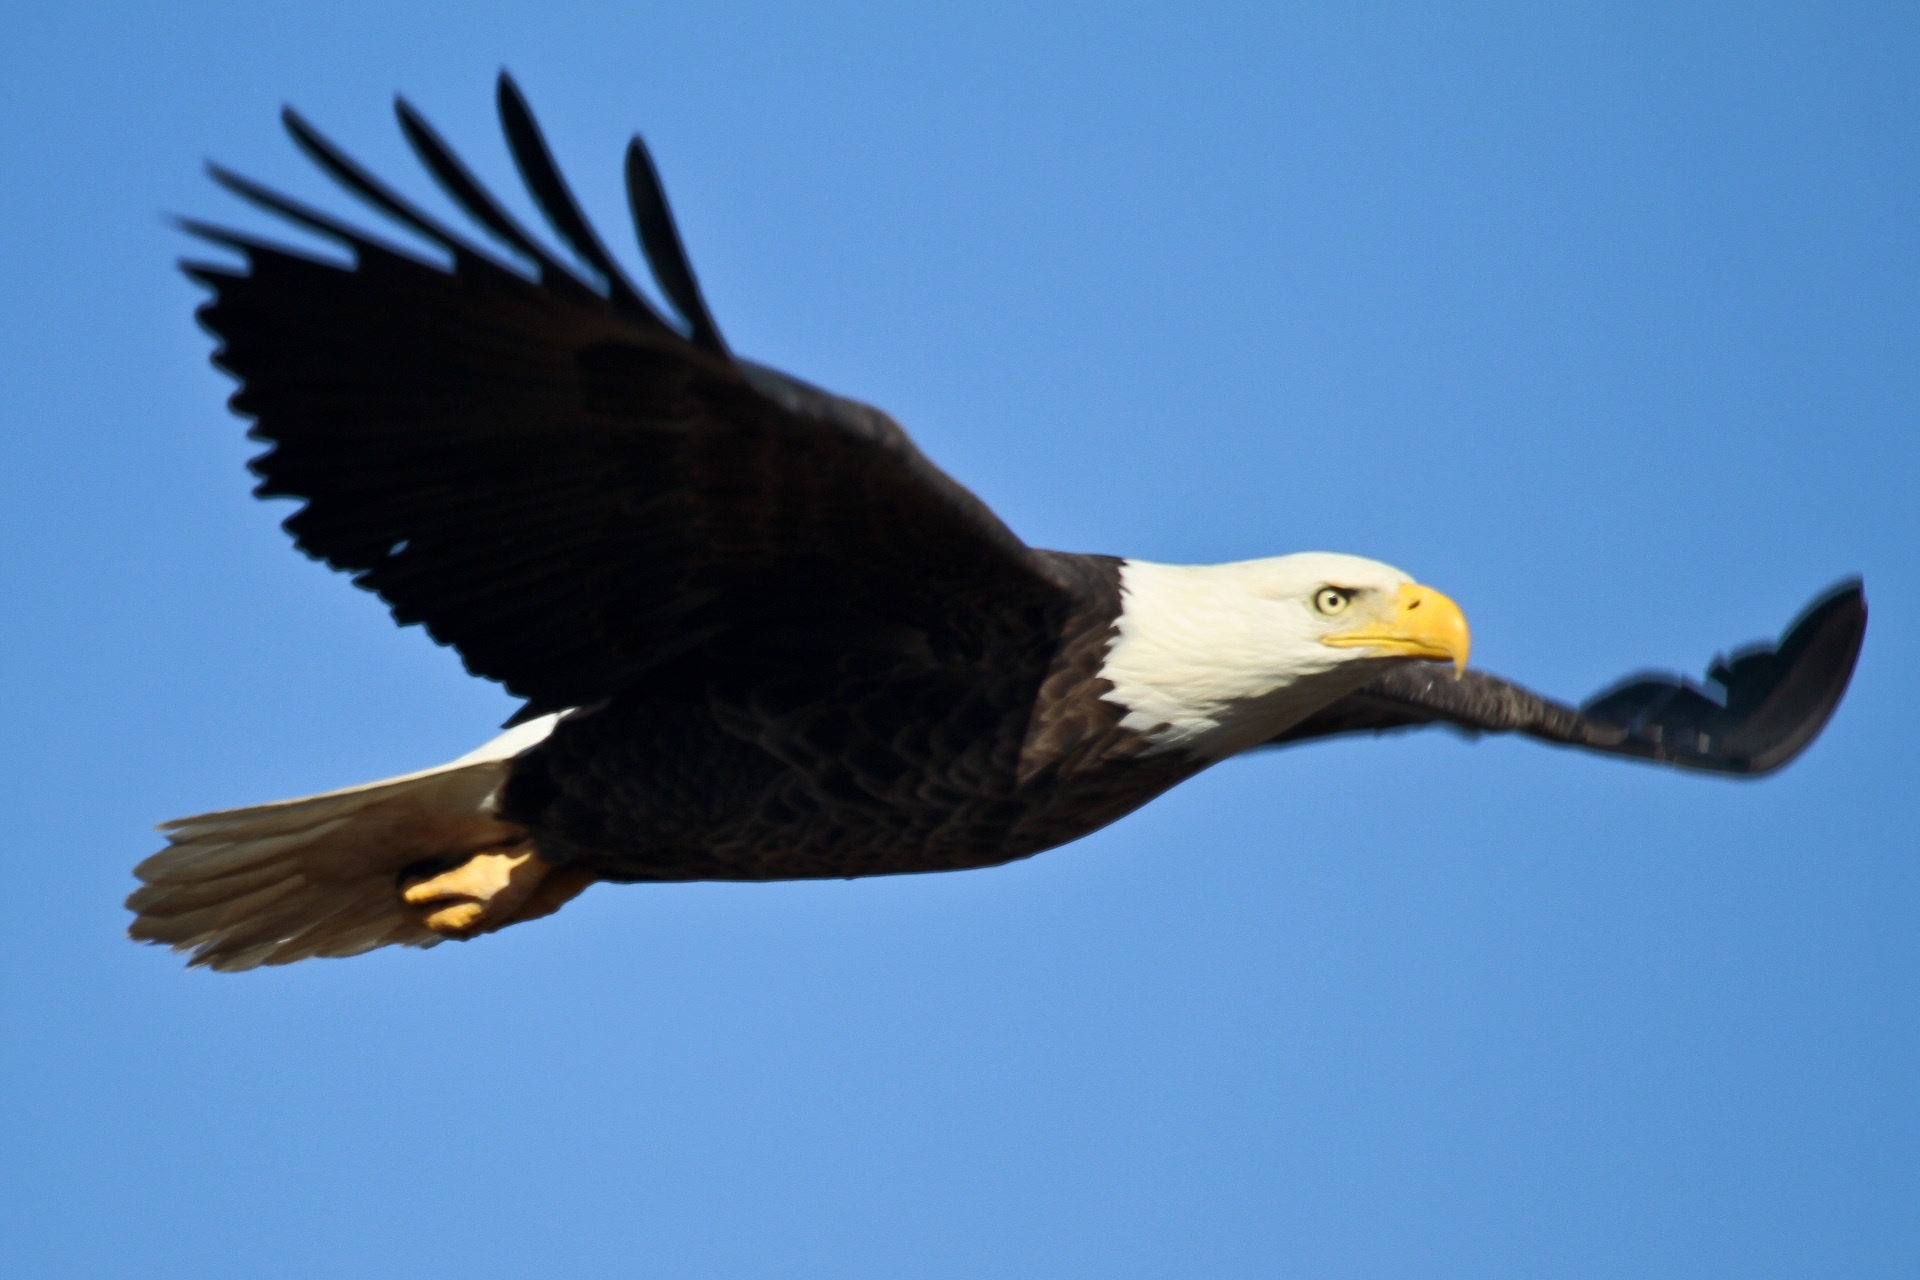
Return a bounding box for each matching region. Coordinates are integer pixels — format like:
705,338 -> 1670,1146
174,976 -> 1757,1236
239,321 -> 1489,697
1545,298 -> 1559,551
131,76 -> 1867,971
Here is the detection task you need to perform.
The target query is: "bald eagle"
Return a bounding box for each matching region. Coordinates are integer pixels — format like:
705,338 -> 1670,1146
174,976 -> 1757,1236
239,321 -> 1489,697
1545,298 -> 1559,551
130,76 -> 1867,971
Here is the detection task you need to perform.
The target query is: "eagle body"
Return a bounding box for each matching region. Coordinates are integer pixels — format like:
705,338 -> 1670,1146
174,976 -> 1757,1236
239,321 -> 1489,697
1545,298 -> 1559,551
494,551 -> 1197,884
129,78 -> 1866,970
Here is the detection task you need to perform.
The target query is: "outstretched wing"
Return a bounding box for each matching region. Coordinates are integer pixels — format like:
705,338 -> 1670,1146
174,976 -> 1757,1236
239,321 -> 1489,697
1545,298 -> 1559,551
183,74 -> 1067,720
1265,581 -> 1866,775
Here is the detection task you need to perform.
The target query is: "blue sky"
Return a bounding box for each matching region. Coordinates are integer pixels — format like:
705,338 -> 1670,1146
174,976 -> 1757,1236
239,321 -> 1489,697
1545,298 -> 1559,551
2,3 -> 1914,1276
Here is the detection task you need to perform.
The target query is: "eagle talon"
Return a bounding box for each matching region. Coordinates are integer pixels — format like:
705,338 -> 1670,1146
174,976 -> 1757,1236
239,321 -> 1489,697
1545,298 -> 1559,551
400,848 -> 552,940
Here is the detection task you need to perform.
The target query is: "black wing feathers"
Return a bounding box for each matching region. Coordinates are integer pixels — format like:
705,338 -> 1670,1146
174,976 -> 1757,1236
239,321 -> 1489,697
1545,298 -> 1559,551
624,136 -> 727,354
1269,581 -> 1865,775
279,109 -> 480,267
389,96 -> 622,314
1577,579 -> 1865,774
202,164 -> 425,268
187,76 -> 1061,718
493,74 -> 659,324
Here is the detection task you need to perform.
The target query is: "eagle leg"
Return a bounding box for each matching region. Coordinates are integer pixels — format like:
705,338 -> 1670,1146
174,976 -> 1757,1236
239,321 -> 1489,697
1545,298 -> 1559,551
399,846 -> 593,940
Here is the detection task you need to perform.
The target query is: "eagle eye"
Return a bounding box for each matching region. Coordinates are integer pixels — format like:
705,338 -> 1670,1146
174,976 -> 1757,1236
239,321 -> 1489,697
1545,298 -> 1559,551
1314,587 -> 1353,616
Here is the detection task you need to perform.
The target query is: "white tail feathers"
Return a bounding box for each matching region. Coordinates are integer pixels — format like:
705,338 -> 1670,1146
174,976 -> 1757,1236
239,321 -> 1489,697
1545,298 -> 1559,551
129,716 -> 562,972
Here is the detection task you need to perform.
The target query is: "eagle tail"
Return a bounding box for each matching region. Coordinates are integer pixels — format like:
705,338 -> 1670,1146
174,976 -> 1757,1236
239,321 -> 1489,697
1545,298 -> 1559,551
129,722 -> 557,971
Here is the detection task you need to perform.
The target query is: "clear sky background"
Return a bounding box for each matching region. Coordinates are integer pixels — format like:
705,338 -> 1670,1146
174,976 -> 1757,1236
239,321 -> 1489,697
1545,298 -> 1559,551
1,4 -> 1914,1277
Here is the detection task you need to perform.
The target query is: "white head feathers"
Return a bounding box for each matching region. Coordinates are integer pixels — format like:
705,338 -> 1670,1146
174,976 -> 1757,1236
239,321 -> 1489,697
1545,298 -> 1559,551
1099,553 -> 1443,759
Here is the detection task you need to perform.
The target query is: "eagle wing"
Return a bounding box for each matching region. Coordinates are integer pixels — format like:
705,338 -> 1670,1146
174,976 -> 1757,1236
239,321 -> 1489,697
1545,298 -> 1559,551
1265,581 -> 1865,775
184,74 -> 1067,720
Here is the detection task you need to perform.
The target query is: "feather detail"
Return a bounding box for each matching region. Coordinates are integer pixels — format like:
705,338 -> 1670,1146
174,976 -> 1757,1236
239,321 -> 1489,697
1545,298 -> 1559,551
128,719 -> 561,971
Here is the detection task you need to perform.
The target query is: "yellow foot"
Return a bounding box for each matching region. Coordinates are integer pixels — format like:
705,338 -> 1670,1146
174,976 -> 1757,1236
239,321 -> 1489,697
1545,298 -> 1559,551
399,847 -> 593,940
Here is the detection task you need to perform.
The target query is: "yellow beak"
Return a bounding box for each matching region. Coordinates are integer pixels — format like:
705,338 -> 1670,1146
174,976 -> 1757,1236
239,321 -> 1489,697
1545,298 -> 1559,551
1322,582 -> 1471,673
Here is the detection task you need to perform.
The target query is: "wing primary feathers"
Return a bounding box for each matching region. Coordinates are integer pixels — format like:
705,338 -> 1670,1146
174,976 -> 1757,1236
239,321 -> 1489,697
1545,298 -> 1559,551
1266,580 -> 1866,776
174,216 -> 321,266
493,71 -> 659,324
202,164 -> 438,267
1577,578 -> 1866,775
392,97 -> 540,257
624,135 -> 728,356
280,107 -> 497,270
393,95 -> 673,333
